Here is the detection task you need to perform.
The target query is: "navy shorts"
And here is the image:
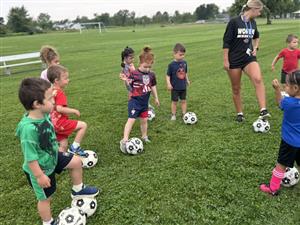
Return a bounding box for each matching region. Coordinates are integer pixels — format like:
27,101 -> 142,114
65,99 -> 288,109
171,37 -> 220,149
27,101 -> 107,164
128,99 -> 148,119
280,70 -> 288,84
25,151 -> 74,200
171,89 -> 187,102
277,139 -> 300,168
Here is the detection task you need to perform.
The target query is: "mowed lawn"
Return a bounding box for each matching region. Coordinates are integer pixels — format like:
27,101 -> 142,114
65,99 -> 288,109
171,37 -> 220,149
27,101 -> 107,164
1,20 -> 300,225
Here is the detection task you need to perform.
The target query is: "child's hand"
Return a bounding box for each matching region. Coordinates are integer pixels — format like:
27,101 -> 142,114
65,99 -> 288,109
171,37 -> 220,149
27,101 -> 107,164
73,109 -> 80,117
37,174 -> 51,188
154,98 -> 160,107
167,84 -> 173,91
272,79 -> 281,90
271,65 -> 275,71
120,73 -> 127,81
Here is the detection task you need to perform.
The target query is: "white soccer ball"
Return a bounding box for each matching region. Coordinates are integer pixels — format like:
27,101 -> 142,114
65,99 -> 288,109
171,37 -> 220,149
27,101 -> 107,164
81,150 -> 98,168
71,197 -> 97,217
252,119 -> 270,133
281,167 -> 300,187
57,207 -> 86,225
147,108 -> 155,121
183,112 -> 197,125
125,137 -> 144,155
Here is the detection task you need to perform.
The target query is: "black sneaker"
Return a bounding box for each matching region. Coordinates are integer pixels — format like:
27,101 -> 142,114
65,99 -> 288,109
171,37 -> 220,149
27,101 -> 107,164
259,109 -> 271,120
50,219 -> 58,225
236,114 -> 245,122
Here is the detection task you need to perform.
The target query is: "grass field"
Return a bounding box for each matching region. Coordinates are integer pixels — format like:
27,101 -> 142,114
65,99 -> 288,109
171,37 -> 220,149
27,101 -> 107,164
1,19 -> 300,225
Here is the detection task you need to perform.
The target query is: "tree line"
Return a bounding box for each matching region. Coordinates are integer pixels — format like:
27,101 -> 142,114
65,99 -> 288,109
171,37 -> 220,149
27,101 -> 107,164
0,0 -> 299,36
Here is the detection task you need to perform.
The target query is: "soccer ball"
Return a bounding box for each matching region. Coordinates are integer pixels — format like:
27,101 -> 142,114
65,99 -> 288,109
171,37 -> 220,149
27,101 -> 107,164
71,197 -> 97,217
125,137 -> 144,155
81,150 -> 98,168
57,207 -> 86,225
252,119 -> 270,133
147,108 -> 155,121
183,112 -> 197,125
281,167 -> 300,187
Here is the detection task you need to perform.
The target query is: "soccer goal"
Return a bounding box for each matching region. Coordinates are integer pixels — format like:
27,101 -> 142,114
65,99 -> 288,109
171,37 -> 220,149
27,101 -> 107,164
79,22 -> 106,34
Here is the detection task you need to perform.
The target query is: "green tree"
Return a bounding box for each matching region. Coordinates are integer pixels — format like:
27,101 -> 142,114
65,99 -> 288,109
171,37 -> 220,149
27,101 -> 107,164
37,13 -> 52,30
0,17 -> 7,35
7,6 -> 33,33
194,3 -> 219,20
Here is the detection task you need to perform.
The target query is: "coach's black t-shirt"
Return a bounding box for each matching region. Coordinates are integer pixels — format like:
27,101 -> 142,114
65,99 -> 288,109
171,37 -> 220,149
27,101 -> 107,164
223,16 -> 259,67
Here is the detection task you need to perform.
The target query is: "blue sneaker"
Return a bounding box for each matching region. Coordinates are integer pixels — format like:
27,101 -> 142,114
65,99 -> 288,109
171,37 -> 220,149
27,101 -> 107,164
71,185 -> 100,199
68,145 -> 88,157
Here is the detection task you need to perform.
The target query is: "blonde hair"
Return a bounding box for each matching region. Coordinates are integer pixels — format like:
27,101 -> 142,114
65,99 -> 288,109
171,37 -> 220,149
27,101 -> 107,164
40,45 -> 59,65
139,46 -> 154,64
242,0 -> 264,12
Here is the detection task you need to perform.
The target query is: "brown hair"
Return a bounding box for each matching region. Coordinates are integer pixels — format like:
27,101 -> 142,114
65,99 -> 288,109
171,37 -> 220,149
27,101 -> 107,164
286,34 -> 298,43
286,70 -> 300,86
40,45 -> 59,65
18,78 -> 51,110
139,46 -> 154,64
47,65 -> 68,84
173,43 -> 186,53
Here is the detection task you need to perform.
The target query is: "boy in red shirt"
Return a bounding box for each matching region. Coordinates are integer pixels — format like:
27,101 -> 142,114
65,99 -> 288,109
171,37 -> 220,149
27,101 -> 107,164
271,34 -> 300,89
47,65 -> 87,156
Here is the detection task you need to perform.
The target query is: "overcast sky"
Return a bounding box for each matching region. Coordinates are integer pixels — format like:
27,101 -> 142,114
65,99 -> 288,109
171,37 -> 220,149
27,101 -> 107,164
1,0 -> 235,21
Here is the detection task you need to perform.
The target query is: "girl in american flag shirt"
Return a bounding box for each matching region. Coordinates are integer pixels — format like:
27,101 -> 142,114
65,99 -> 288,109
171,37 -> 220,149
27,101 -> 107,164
119,46 -> 160,152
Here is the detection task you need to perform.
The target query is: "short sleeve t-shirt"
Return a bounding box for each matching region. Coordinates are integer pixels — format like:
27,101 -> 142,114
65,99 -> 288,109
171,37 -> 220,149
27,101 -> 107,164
128,69 -> 157,105
280,97 -> 300,147
223,16 -> 259,67
278,48 -> 300,73
50,88 -> 69,129
40,69 -> 49,82
167,60 -> 188,90
16,114 -> 58,176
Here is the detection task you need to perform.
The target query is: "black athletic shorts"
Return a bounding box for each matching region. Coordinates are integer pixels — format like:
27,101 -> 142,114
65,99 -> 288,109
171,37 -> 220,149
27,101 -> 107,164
280,70 -> 288,84
171,89 -> 186,102
25,151 -> 74,200
229,56 -> 257,70
277,139 -> 300,168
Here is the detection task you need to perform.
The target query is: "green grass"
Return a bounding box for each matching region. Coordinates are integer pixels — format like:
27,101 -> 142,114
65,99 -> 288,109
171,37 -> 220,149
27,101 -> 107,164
1,19 -> 300,225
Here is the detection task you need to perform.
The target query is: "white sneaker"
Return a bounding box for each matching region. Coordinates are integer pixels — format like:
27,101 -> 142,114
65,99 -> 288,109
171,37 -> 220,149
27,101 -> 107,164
119,140 -> 127,153
171,115 -> 176,121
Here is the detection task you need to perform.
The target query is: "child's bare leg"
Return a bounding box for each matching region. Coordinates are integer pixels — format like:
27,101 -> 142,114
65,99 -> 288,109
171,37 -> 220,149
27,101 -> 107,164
171,101 -> 177,115
65,155 -> 83,185
140,117 -> 148,138
59,139 -> 68,152
181,100 -> 187,115
123,118 -> 136,141
74,121 -> 87,144
38,198 -> 52,222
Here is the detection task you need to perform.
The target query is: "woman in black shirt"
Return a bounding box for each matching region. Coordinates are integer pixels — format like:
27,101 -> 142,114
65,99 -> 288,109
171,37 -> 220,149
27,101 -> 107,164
223,0 -> 270,122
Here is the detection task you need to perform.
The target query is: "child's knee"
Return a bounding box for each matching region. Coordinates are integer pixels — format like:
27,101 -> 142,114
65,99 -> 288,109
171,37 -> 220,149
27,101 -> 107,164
77,121 -> 87,130
72,155 -> 83,168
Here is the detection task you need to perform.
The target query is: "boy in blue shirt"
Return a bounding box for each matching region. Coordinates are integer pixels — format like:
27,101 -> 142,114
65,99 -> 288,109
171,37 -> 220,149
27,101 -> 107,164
166,43 -> 190,120
16,78 -> 99,225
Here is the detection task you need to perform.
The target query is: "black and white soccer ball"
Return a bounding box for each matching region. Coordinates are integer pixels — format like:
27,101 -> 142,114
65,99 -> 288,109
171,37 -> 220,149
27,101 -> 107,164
183,112 -> 197,125
252,119 -> 270,133
147,108 -> 155,121
281,167 -> 300,187
71,197 -> 97,217
81,150 -> 98,168
125,137 -> 144,155
57,207 -> 86,225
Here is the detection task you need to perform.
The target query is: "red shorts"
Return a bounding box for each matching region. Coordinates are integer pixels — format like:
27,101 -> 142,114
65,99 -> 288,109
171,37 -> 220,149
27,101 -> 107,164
139,110 -> 148,118
54,119 -> 78,141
